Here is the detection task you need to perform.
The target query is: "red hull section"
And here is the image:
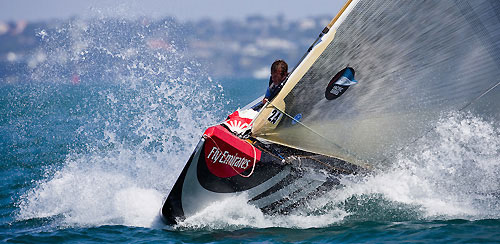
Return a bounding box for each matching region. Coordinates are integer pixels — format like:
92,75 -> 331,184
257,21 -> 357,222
203,126 -> 261,178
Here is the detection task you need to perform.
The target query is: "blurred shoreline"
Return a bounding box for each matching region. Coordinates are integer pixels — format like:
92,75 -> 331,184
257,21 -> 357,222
0,15 -> 333,81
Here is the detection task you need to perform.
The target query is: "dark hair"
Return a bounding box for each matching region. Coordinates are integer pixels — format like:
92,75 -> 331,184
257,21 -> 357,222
271,59 -> 288,75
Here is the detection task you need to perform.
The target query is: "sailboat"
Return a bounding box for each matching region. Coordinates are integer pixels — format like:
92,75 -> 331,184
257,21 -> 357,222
160,0 -> 500,225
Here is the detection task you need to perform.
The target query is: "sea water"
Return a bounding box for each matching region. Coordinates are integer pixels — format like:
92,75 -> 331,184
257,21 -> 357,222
1,18 -> 499,243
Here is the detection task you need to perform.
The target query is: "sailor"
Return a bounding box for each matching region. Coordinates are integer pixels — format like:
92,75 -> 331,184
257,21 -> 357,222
252,59 -> 289,110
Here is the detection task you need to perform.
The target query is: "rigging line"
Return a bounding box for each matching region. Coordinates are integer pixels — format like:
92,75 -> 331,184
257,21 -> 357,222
249,1 -> 356,134
379,78 -> 500,167
253,128 -> 355,174
410,78 -> 499,147
380,1 -> 500,164
249,1 -> 359,162
255,0 -> 354,109
267,102 -> 331,143
288,29 -> 328,77
253,143 -> 286,162
454,0 -> 500,110
288,0 -> 354,80
379,78 -> 500,166
264,100 -> 365,166
460,80 -> 500,112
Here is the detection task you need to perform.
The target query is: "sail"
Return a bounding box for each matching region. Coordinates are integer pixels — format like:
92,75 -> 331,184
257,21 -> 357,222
251,0 -> 500,167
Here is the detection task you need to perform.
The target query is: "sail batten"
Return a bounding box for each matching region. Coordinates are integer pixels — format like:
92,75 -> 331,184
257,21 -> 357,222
251,0 -> 500,167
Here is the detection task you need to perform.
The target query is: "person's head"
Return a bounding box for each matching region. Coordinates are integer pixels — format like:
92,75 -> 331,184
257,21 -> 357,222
271,59 -> 288,84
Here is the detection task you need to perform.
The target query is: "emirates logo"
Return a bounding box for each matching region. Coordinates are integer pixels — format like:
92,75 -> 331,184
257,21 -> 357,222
222,109 -> 257,135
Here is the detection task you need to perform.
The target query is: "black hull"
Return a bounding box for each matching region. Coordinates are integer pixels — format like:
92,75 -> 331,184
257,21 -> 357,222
160,126 -> 362,225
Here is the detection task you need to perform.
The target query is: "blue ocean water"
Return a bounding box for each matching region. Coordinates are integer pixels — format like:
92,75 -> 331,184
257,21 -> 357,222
1,18 -> 500,243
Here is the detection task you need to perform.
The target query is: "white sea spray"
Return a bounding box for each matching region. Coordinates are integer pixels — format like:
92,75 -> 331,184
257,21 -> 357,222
16,16 -> 229,228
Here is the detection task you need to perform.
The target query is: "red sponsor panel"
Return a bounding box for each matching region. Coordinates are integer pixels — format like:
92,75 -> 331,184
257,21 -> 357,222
203,126 -> 261,178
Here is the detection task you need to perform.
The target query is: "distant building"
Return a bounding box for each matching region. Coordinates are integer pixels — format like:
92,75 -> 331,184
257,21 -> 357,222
0,22 -> 9,35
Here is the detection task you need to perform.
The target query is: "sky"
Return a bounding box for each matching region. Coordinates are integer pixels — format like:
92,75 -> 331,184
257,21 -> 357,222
1,0 -> 345,22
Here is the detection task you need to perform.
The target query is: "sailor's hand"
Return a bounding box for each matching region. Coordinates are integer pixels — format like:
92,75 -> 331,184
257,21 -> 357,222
262,98 -> 268,104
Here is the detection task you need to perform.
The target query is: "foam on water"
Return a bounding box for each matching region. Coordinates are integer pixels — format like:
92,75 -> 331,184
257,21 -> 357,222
175,112 -> 499,230
176,194 -> 347,230
322,112 -> 499,220
16,16 -> 229,228
19,148 -> 168,228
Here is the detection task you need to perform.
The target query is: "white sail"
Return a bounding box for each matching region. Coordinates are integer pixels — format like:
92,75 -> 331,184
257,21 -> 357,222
251,0 -> 500,167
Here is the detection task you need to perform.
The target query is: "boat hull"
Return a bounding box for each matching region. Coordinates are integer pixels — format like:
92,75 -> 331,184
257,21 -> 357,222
160,125 -> 361,225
